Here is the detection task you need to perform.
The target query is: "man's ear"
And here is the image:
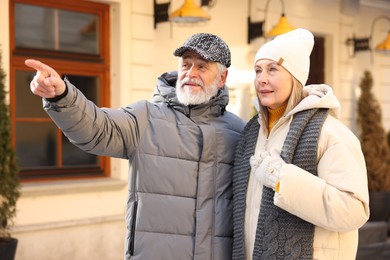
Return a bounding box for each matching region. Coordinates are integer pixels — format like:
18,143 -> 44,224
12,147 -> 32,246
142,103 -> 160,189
218,70 -> 228,89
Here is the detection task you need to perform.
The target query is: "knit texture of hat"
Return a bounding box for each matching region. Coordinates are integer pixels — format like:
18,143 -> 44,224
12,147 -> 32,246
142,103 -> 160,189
174,33 -> 231,68
254,28 -> 314,86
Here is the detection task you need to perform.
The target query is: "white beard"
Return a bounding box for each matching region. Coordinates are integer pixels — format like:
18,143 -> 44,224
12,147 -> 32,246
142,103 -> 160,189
176,76 -> 220,106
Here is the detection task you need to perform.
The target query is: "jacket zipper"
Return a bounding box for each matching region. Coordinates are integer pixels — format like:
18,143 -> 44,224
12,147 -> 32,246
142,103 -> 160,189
129,200 -> 138,256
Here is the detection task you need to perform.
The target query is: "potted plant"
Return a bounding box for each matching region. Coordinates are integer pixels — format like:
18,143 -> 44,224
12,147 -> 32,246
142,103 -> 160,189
356,70 -> 390,222
0,47 -> 20,260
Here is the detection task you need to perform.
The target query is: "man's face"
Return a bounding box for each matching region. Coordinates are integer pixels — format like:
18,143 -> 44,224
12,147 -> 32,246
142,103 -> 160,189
176,51 -> 227,105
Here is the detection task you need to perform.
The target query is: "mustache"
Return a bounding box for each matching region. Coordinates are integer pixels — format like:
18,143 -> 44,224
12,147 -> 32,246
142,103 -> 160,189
180,78 -> 204,88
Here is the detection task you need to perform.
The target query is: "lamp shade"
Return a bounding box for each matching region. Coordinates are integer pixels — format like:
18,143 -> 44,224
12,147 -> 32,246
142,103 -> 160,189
265,14 -> 295,38
170,0 -> 210,23
375,32 -> 390,53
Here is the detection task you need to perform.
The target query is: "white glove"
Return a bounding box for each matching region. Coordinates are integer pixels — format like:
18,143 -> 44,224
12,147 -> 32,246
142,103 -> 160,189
249,151 -> 269,171
254,153 -> 285,190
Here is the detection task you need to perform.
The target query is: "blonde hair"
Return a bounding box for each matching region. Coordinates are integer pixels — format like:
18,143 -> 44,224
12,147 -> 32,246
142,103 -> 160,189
258,76 -> 306,136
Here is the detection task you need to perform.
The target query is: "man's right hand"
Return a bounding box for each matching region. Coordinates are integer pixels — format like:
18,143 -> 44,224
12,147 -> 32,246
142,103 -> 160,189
25,59 -> 66,99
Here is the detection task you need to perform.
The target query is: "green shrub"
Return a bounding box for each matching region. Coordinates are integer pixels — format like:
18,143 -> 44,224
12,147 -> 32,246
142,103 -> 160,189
0,47 -> 20,240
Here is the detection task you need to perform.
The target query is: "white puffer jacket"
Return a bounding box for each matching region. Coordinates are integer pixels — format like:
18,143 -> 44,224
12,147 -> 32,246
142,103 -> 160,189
243,84 -> 369,259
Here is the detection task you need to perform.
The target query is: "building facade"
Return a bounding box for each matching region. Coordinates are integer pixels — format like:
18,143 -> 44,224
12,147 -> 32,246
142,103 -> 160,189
1,0 -> 390,259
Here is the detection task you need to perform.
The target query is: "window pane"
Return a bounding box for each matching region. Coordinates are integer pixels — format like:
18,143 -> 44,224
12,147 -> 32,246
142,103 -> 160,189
16,122 -> 57,168
59,10 -> 99,54
15,3 -> 99,55
62,134 -> 98,167
15,4 -> 55,50
16,70 -> 49,118
67,75 -> 100,106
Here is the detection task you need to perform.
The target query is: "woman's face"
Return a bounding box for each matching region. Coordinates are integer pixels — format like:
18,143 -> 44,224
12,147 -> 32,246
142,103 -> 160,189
254,59 -> 293,110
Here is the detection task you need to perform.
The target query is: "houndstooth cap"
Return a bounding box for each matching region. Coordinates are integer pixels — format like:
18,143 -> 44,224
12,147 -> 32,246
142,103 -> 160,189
174,33 -> 231,68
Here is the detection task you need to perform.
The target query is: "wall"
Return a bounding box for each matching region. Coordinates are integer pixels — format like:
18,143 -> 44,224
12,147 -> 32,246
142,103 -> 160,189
0,0 -> 389,259
338,1 -> 390,133
143,0 -> 390,128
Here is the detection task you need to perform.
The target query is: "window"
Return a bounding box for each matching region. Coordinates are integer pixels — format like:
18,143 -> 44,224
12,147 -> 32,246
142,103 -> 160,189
10,0 -> 110,180
307,36 -> 325,85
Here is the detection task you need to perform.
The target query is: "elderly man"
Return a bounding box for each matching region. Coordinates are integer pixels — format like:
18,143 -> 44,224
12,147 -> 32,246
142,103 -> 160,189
25,33 -> 245,260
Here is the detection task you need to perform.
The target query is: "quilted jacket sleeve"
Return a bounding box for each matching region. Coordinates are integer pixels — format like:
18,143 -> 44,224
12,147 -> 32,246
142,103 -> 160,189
43,79 -> 148,159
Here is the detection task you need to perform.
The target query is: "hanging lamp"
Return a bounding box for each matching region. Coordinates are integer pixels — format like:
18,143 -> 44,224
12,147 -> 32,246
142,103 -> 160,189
265,13 -> 295,38
170,0 -> 210,23
247,0 -> 295,43
346,15 -> 390,56
373,16 -> 390,53
375,31 -> 390,53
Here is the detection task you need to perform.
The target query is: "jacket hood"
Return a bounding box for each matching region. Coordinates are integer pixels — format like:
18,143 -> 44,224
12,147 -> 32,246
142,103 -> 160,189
152,71 -> 230,117
288,84 -> 341,118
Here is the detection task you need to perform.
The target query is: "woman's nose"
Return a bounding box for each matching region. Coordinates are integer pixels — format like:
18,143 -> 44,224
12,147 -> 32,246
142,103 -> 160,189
256,72 -> 268,84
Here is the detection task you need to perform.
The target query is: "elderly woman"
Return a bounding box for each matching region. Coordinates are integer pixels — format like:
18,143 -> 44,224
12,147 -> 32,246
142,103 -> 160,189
232,28 -> 369,260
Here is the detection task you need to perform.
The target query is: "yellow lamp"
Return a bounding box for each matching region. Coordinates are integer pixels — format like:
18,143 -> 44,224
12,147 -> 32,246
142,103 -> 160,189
170,0 -> 210,23
265,14 -> 295,38
247,0 -> 296,42
375,32 -> 390,53
345,16 -> 390,56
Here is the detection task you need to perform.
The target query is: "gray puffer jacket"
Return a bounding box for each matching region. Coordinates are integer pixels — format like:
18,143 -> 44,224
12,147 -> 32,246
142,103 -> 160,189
44,71 -> 245,260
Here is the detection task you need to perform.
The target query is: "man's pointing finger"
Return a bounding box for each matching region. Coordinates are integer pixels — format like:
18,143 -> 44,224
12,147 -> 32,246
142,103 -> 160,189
25,59 -> 53,78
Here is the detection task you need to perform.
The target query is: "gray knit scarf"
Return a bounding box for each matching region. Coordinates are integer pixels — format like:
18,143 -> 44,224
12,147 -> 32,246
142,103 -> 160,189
232,108 -> 328,260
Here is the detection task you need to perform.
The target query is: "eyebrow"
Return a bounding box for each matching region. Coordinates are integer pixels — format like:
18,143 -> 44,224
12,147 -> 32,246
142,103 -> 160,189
255,61 -> 279,68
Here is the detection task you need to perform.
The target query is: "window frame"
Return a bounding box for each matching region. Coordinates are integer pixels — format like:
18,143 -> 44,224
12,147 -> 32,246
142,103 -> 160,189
9,0 -> 111,181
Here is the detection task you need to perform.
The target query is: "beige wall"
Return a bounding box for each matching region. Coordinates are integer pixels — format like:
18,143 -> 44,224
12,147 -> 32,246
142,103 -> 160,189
0,0 -> 389,259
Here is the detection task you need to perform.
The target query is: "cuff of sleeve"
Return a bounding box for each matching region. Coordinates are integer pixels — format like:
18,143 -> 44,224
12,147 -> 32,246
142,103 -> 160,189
45,76 -> 69,102
267,170 -> 280,190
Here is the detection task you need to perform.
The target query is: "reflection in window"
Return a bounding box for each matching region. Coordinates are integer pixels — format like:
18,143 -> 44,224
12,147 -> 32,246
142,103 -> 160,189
15,71 -> 49,118
16,122 -> 57,168
67,75 -> 100,106
15,3 -> 99,55
62,134 -> 98,167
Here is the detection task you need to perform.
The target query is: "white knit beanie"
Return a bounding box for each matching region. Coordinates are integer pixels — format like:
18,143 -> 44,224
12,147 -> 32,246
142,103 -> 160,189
254,28 -> 314,86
